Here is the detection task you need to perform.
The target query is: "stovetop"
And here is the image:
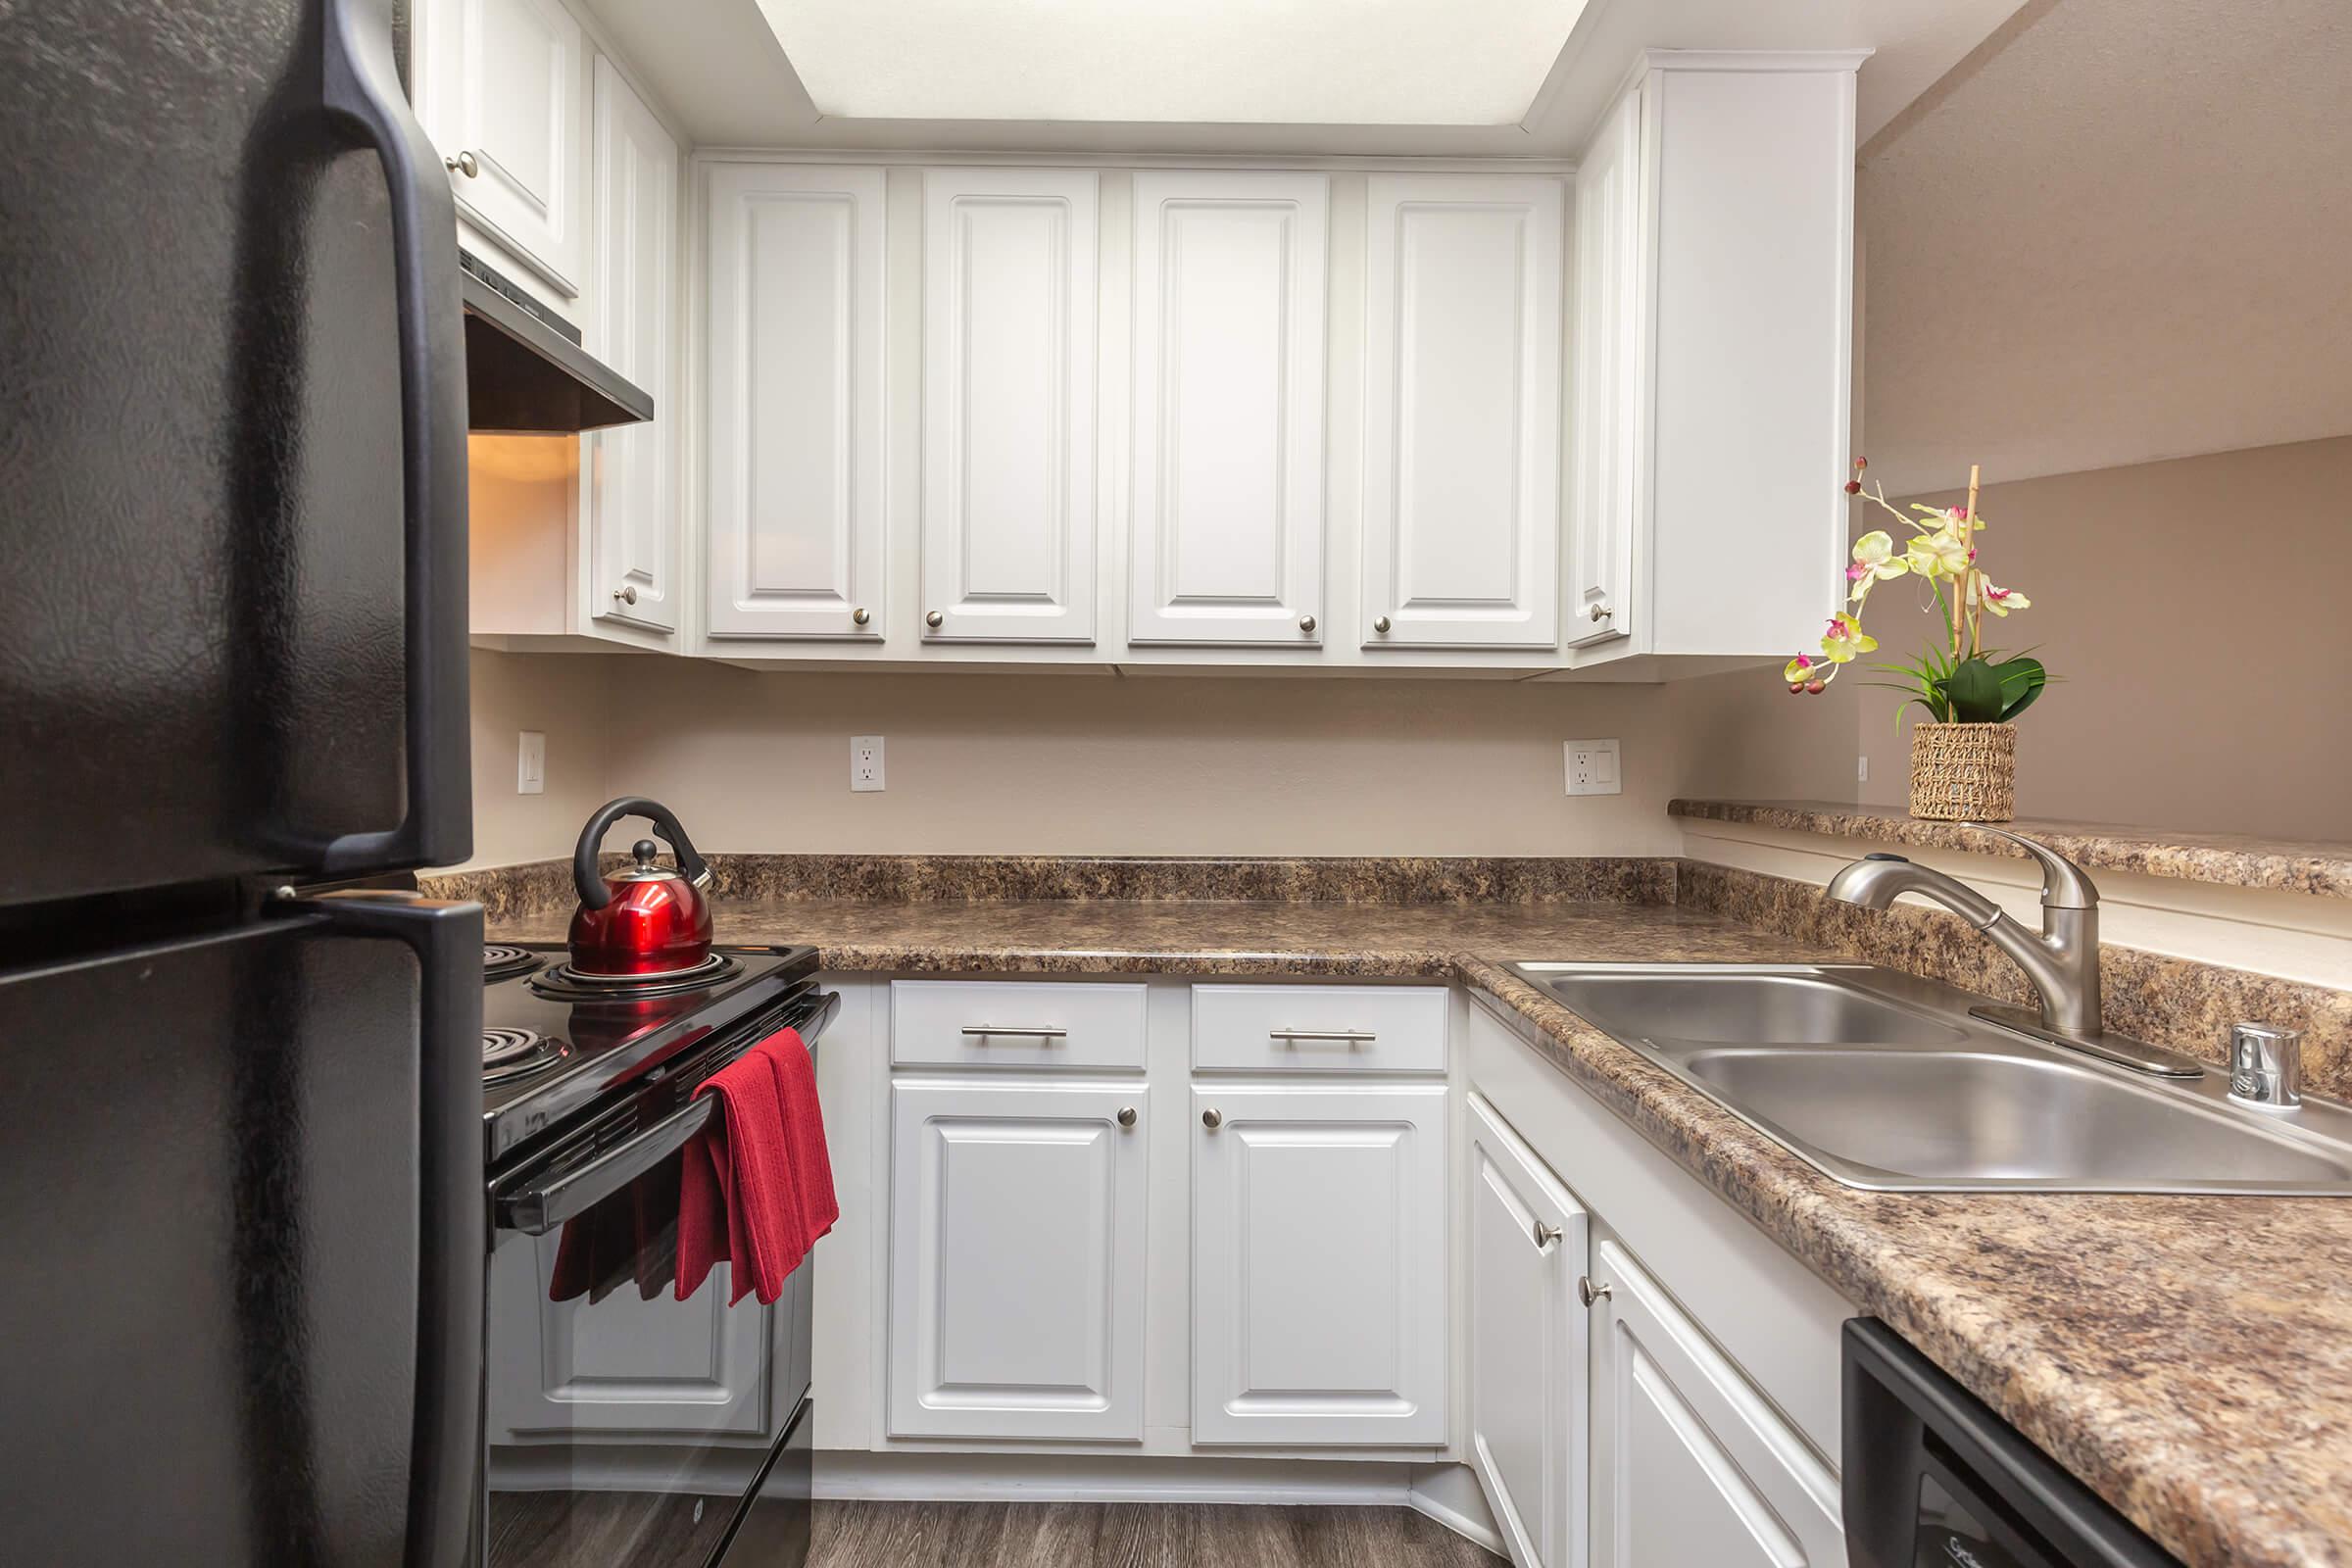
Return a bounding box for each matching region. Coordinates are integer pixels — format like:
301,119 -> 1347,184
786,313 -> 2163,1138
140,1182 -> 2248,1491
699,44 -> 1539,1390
480,942 -> 819,1168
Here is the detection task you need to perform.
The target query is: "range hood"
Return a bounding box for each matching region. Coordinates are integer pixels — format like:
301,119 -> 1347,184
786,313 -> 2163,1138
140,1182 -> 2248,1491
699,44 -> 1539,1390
461,250 -> 653,434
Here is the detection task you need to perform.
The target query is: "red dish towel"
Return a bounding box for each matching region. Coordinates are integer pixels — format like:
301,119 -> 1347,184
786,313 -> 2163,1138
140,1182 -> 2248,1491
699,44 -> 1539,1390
675,1027 -> 838,1306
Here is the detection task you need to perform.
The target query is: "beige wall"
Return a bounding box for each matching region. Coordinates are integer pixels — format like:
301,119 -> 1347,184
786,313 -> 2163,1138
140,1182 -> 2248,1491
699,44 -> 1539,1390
1853,437 -> 2352,841
457,652 -> 1869,870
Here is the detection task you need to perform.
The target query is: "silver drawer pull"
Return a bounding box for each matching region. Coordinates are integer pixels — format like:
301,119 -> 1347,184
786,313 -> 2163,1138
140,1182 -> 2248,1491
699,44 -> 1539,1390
1268,1029 -> 1376,1044
960,1025 -> 1069,1039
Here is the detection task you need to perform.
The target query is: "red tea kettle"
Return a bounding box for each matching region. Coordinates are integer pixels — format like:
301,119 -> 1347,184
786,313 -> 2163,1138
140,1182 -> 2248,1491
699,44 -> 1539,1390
566,797 -> 716,976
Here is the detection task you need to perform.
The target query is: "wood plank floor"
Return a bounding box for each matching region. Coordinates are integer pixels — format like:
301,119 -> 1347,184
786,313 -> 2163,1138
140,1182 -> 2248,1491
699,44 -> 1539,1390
806,1500 -> 1501,1568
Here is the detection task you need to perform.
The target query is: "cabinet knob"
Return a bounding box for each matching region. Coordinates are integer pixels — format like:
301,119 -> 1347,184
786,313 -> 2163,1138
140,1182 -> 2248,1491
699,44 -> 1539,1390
852,606 -> 870,626
1532,1220 -> 1562,1250
1589,603 -> 1614,622
925,610 -> 945,629
1373,615 -> 1392,635
1201,1108 -> 1223,1131
612,585 -> 637,605
445,150 -> 479,178
1578,1276 -> 1612,1307
1298,614 -> 1317,635
1116,1106 -> 1138,1129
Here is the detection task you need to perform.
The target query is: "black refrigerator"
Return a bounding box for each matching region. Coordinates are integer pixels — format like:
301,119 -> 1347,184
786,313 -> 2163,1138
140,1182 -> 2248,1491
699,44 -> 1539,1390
2,0 -> 481,1564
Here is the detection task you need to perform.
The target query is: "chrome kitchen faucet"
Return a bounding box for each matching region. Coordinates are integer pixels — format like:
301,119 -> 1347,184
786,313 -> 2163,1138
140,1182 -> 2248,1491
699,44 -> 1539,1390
1825,827 -> 2210,1077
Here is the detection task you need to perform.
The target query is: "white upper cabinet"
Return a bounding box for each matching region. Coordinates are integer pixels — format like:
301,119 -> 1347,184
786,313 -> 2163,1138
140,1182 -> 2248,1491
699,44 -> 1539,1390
703,164 -> 888,640
1360,174 -> 1564,651
920,171 -> 1101,644
419,0 -> 586,295
1569,53 -> 1861,666
1129,172 -> 1329,647
584,58 -> 678,637
1191,1081 -> 1447,1446
1568,86 -> 1642,650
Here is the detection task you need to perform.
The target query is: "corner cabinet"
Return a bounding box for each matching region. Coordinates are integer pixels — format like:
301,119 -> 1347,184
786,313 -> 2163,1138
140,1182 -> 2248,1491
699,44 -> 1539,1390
703,164 -> 889,642
582,58 -> 678,638
1360,175 -> 1564,651
1128,172 -> 1330,649
1561,51 -> 1863,670
918,170 -> 1101,645
1468,1093 -> 1589,1568
1191,1082 -> 1448,1446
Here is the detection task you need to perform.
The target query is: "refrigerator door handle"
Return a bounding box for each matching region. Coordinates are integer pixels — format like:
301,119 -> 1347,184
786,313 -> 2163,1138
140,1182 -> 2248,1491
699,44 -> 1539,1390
318,0 -> 472,873
273,888 -> 484,1568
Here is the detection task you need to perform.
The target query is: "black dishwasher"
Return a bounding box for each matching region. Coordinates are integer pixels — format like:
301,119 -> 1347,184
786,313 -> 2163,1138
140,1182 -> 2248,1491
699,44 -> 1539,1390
1842,1320 -> 2183,1568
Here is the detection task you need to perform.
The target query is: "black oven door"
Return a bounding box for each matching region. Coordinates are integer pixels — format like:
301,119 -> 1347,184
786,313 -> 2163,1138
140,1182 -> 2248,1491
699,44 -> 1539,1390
479,994 -> 833,1568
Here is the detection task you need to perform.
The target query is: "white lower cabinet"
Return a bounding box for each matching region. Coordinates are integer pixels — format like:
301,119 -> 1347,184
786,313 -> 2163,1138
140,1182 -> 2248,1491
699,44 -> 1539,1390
1191,1082 -> 1448,1446
1589,1239 -> 1844,1568
1467,1093 -> 1588,1568
886,1079 -> 1149,1441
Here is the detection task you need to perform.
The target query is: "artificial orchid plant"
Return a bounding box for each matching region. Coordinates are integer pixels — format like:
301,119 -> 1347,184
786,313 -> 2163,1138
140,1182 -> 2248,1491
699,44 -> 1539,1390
1784,460 -> 2050,725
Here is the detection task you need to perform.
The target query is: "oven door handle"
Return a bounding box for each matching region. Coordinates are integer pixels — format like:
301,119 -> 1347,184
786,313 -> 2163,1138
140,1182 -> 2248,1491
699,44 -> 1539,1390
494,990 -> 839,1237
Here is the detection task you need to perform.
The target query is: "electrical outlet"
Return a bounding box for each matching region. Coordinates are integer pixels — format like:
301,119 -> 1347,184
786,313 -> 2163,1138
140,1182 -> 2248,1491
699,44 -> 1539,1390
1858,755 -> 1870,783
851,735 -> 885,792
516,731 -> 545,795
1564,738 -> 1621,797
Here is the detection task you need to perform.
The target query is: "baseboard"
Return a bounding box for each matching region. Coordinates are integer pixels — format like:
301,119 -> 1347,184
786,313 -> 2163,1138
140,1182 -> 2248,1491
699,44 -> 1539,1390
1406,1462 -> 1508,1556
816,1449 -> 1416,1507
815,1451 -> 1505,1555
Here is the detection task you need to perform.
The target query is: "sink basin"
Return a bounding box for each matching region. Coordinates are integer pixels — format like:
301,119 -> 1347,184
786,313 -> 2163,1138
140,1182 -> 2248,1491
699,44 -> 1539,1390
1504,962 -> 2352,1195
1531,969 -> 1967,1048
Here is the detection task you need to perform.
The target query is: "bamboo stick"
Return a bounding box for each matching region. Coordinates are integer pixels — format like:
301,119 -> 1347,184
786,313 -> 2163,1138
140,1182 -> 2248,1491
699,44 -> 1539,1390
1957,464 -> 1980,658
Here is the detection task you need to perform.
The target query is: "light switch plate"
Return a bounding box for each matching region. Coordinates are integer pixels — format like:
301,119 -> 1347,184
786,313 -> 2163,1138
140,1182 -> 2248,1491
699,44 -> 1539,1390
852,735 -> 885,792
516,731 -> 545,795
1565,738 -> 1621,796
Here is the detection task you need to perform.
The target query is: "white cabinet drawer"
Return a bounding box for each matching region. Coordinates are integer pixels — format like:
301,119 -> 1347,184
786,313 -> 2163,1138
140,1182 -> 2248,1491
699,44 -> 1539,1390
892,980 -> 1146,1069
1191,984 -> 1446,1073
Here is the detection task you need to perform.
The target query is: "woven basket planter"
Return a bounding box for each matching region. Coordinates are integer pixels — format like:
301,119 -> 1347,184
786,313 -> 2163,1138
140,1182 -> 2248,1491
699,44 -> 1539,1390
1909,722 -> 2016,822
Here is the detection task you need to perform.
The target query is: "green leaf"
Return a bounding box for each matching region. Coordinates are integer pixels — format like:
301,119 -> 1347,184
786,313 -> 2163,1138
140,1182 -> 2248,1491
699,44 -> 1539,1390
1938,657 -> 2007,722
1993,655 -> 2047,721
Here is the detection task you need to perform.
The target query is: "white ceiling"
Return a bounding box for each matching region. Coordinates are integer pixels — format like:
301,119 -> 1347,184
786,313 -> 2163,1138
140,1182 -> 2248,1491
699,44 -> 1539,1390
1859,0 -> 2352,494
581,0 -> 2027,156
766,0 -> 1592,126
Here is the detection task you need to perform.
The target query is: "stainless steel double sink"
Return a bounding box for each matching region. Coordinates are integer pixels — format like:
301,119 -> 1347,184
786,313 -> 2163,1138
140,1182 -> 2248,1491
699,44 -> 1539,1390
1505,962 -> 2352,1195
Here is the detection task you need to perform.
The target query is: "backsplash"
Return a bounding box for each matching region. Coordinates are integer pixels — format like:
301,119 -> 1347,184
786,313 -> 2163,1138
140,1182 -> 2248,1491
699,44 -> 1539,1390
425,853 -> 2352,1099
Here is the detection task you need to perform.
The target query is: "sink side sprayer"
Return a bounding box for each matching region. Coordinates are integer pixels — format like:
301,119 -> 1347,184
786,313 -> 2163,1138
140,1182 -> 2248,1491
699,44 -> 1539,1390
1824,827 -> 2211,1078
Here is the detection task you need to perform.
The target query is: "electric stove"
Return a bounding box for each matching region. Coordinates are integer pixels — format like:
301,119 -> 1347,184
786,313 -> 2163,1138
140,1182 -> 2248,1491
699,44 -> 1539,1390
479,941 -> 819,1166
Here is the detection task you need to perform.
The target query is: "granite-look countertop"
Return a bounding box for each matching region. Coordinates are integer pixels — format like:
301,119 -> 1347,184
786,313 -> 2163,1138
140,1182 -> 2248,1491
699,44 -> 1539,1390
1672,796 -> 2352,900
488,895 -> 2352,1568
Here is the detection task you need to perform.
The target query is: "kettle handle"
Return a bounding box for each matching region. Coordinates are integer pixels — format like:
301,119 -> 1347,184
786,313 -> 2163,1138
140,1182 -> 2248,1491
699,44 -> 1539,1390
572,797 -> 711,909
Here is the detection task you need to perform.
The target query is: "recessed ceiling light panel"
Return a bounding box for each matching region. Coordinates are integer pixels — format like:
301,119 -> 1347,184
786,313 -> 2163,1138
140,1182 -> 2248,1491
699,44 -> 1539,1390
758,0 -> 1591,125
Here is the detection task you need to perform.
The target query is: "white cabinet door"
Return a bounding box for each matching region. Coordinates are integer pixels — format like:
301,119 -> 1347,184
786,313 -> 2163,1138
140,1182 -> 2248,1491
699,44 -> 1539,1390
1360,174 -> 1562,651
1590,1240 -> 1844,1568
887,1080 -> 1149,1441
1129,172 -> 1328,647
1468,1094 -> 1589,1568
1192,1083 -> 1446,1446
421,0 -> 585,294
584,57 -> 677,635
920,170 -> 1100,644
1567,86 -> 1642,650
704,164 -> 888,640
485,1228 -> 774,1442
